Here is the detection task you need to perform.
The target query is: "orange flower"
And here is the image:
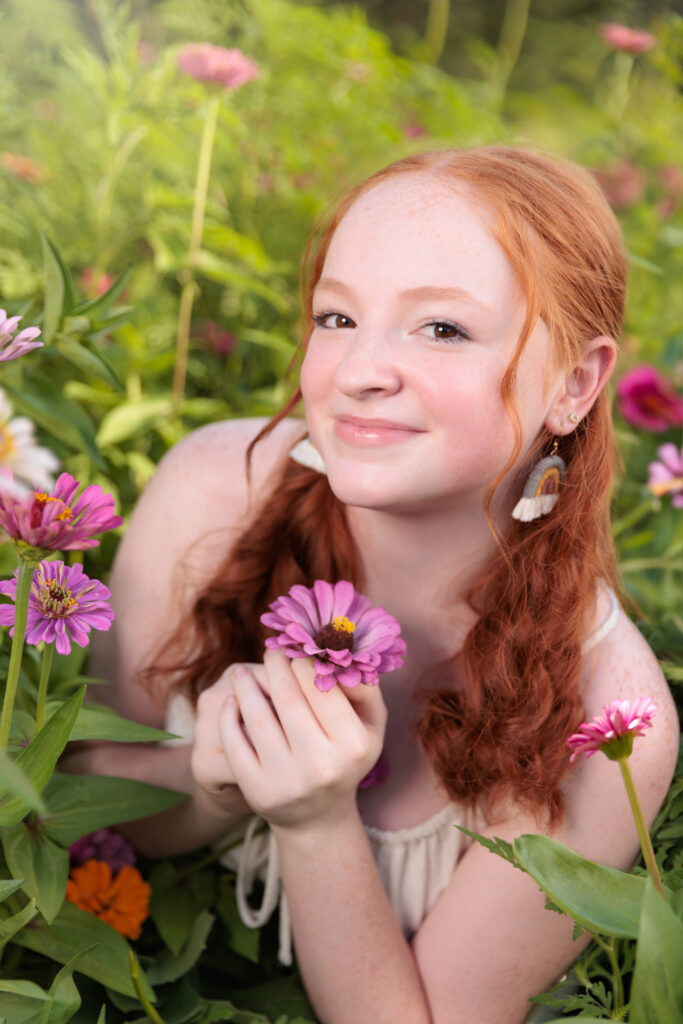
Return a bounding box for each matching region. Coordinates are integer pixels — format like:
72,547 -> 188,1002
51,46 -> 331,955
0,152 -> 48,184
66,858 -> 150,939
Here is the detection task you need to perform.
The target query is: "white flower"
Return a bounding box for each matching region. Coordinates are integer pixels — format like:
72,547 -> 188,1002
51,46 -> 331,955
0,389 -> 59,496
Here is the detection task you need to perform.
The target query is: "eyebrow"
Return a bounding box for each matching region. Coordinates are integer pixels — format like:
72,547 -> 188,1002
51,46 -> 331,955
314,277 -> 491,313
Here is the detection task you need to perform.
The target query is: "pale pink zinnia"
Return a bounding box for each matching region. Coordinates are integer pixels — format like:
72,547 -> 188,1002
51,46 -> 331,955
0,309 -> 42,363
600,23 -> 656,54
0,560 -> 113,655
568,698 -> 657,762
177,43 -> 259,89
261,580 -> 406,691
648,443 -> 683,507
70,828 -> 136,873
616,366 -> 683,432
0,472 -> 123,553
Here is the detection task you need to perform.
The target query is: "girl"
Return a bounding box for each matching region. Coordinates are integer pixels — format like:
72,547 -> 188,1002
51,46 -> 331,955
79,146 -> 678,1023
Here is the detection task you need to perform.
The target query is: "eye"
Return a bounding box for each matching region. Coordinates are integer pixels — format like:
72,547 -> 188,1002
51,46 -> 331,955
422,320 -> 471,343
311,311 -> 355,330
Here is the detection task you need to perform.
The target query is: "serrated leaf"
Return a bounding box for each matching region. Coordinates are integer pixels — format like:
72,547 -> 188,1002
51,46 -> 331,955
456,826 -> 525,872
2,822 -> 68,923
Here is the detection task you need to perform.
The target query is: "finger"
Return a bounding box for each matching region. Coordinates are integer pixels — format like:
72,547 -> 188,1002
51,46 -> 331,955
281,651 -> 383,741
230,663 -> 290,767
263,649 -> 332,747
218,693 -> 262,783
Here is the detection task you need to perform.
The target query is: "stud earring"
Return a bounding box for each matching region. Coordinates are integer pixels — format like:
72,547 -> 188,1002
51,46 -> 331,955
289,436 -> 326,474
568,412 -> 580,424
511,438 -> 566,522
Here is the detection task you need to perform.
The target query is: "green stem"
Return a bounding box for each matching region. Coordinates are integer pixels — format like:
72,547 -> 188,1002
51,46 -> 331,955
425,0 -> 451,65
172,91 -> 220,407
618,756 -> 665,898
129,949 -> 165,1024
495,0 -> 531,100
592,934 -> 624,1016
0,560 -> 35,751
34,643 -> 55,735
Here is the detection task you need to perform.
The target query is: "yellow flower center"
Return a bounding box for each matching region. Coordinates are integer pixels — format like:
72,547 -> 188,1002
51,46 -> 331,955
0,426 -> 16,462
331,615 -> 356,635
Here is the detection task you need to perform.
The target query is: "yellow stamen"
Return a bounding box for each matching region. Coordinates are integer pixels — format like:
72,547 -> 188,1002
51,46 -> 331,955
332,615 -> 356,634
649,477 -> 683,497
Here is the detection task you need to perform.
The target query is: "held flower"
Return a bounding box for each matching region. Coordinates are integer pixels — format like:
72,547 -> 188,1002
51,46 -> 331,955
178,43 -> 259,89
0,388 -> 59,496
567,697 -> 658,762
65,859 -> 150,939
616,366 -> 683,433
648,443 -> 683,507
261,579 -> 406,691
600,22 -> 656,54
0,472 -> 123,556
70,828 -> 136,873
0,560 -> 114,655
0,309 -> 42,363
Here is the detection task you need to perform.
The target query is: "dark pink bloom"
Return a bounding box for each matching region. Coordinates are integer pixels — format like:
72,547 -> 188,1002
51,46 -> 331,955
616,366 -> 683,432
196,320 -> 236,356
568,698 -> 657,762
591,161 -> 645,209
70,828 -> 136,873
79,268 -> 115,298
0,309 -> 42,363
178,43 -> 259,89
261,580 -> 406,691
0,560 -> 113,655
0,472 -> 123,553
358,755 -> 390,789
648,443 -> 683,508
600,23 -> 656,54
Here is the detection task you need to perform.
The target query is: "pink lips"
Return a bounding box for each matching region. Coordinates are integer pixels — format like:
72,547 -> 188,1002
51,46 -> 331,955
334,415 -> 422,447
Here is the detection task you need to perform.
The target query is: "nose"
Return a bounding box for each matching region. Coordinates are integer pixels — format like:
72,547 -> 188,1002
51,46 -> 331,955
333,329 -> 402,399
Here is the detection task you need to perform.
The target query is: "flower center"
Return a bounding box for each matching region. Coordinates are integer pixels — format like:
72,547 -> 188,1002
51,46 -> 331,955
31,492 -> 74,528
314,615 -> 356,652
37,578 -> 77,618
0,426 -> 15,461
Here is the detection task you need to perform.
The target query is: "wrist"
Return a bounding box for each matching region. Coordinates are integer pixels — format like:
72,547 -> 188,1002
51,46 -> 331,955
270,797 -> 363,847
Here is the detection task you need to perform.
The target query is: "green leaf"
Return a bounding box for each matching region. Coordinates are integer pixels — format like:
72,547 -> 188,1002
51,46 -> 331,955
11,900 -> 155,1000
630,878 -> 683,1023
216,876 -> 260,963
54,334 -> 123,391
513,833 -> 648,938
0,745 -> 47,815
0,877 -> 26,902
70,269 -> 130,318
40,772 -> 187,846
0,979 -> 50,1024
0,688 -> 85,827
40,232 -> 66,341
148,862 -> 198,956
456,826 -> 525,873
45,701 -> 177,744
2,822 -> 69,924
95,396 -> 173,448
146,910 -> 214,985
37,948 -> 90,1024
0,381 -> 103,469
0,897 -> 38,942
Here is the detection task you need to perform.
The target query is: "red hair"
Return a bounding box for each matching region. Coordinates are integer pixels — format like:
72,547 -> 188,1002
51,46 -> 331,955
146,146 -> 627,823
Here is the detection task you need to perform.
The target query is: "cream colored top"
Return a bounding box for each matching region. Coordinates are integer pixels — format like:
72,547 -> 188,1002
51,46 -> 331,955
163,586 -> 620,967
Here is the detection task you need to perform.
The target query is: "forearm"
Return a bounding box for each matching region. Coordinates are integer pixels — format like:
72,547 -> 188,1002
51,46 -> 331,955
272,806 -> 432,1024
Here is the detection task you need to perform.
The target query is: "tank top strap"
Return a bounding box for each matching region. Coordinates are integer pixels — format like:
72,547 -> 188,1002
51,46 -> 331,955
580,585 -> 620,655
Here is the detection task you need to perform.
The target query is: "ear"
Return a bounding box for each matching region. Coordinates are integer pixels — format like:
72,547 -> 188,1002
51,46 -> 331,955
546,335 -> 618,436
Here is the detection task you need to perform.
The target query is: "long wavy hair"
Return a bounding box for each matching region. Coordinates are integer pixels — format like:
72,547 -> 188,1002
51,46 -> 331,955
146,146 -> 627,824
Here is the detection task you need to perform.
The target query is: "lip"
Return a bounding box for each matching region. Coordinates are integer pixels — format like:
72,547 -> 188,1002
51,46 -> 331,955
333,414 -> 423,447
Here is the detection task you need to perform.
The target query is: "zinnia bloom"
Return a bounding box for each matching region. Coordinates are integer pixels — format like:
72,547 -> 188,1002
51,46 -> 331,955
0,472 -> 123,554
0,389 -> 59,497
65,859 -> 150,939
0,309 -> 43,363
178,43 -> 259,89
567,698 -> 657,762
261,580 -> 406,691
0,560 -> 114,655
648,443 -> 683,507
600,23 -> 656,54
616,366 -> 683,432
358,755 -> 390,789
70,828 -> 136,873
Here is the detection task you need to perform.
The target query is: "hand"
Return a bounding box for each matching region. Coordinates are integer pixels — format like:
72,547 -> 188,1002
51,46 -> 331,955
218,649 -> 388,831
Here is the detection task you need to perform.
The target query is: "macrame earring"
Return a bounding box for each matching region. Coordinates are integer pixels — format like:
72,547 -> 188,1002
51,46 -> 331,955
289,436 -> 326,475
511,438 -> 566,522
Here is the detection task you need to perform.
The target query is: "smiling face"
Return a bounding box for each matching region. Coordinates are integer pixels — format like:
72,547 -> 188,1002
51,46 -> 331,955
300,174 -> 565,516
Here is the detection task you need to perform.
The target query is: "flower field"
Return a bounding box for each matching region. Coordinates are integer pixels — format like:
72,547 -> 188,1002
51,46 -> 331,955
0,0 -> 681,1021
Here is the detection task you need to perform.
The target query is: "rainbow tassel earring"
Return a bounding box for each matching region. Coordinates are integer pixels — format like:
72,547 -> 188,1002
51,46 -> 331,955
512,439 -> 566,522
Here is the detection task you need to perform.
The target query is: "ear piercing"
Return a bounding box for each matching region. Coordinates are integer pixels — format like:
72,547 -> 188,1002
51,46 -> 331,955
568,412 -> 580,424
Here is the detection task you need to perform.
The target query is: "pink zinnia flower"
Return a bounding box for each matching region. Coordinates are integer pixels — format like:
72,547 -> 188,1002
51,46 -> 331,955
261,580 -> 406,691
648,443 -> 683,507
568,698 -> 657,762
600,23 -> 656,54
79,268 -> 115,298
0,309 -> 42,363
70,828 -> 136,873
0,560 -> 113,655
358,755 -> 390,789
196,319 -> 236,356
616,366 -> 683,432
0,472 -> 123,553
177,43 -> 259,89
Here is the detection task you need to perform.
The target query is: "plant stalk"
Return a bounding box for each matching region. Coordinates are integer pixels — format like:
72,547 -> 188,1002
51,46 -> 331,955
34,643 -> 55,734
172,91 -> 220,407
425,0 -> 451,65
495,0 -> 531,99
618,756 -> 665,897
0,560 -> 35,751
129,949 -> 165,1024
593,934 -> 624,1015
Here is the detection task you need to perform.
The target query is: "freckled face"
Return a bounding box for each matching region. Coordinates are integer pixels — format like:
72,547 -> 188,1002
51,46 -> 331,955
300,175 -> 562,514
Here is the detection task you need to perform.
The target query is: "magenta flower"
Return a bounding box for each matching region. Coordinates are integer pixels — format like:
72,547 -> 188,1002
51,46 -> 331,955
178,43 -> 259,89
616,366 -> 683,433
0,309 -> 42,363
568,698 -> 657,762
358,755 -> 390,790
600,23 -> 656,54
648,443 -> 683,507
0,472 -> 123,554
0,560 -> 113,655
261,580 -> 406,691
70,828 -> 136,873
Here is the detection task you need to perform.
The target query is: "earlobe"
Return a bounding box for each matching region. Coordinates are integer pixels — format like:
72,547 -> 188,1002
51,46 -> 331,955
547,335 -> 618,435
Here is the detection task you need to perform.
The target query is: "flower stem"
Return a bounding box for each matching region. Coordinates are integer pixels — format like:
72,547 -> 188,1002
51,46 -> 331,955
129,949 -> 165,1024
617,756 -> 665,897
425,0 -> 450,65
494,0 -> 531,101
171,91 -> 220,407
592,934 -> 624,1015
34,643 -> 55,735
0,560 -> 35,751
